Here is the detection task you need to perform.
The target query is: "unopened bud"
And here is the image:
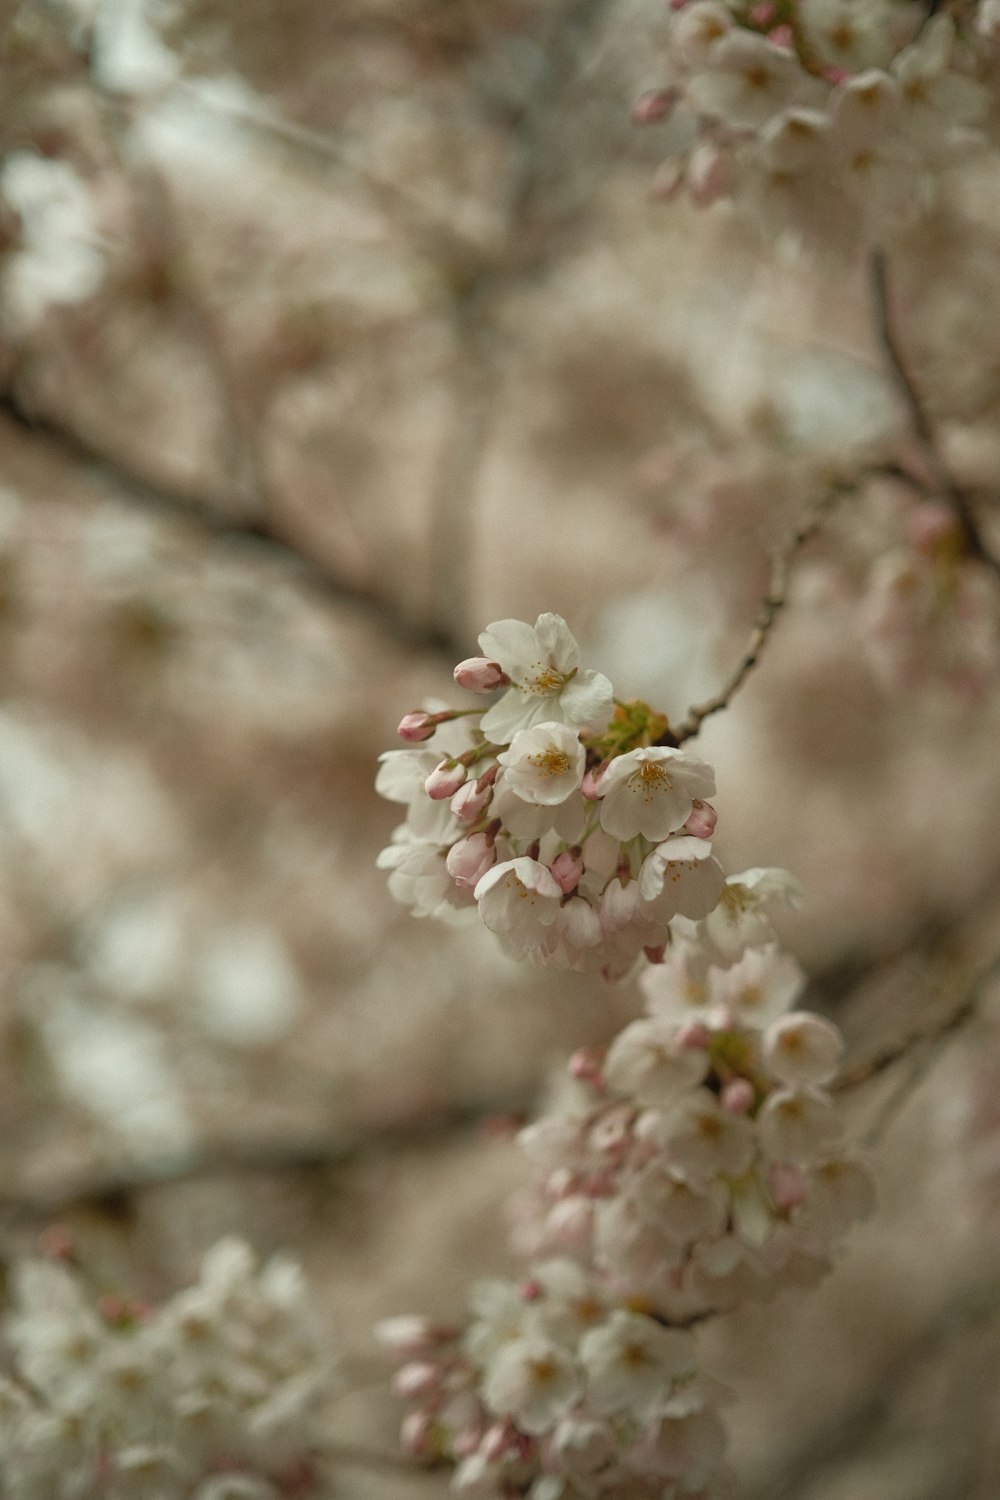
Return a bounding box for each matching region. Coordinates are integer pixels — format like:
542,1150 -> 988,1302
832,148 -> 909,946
446,832 -> 496,888
643,943 -> 668,964
687,142 -> 732,207
451,778 -> 493,824
481,1422 -> 515,1462
397,711 -> 437,742
425,759 -> 467,800
721,1078 -> 755,1115
676,1020 -> 711,1050
550,847 -> 585,894
581,766 -> 606,800
770,1162 -> 807,1211
393,1361 -> 441,1399
375,1315 -> 452,1356
400,1410 -> 434,1458
518,1278 -> 543,1302
683,799 -> 717,839
454,657 -> 509,693
631,87 -> 678,125
569,1046 -> 604,1084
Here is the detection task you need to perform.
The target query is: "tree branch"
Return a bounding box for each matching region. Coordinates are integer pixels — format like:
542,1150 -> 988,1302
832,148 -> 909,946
671,480 -> 853,744
869,248 -> 1000,580
0,1092 -> 534,1222
0,397 -> 459,655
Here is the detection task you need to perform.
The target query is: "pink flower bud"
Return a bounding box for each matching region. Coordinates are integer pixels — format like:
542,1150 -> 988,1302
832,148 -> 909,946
451,778 -> 493,823
550,847 -> 585,894
749,0 -> 776,22
683,799 -> 718,839
375,1315 -> 453,1356
721,1078 -> 755,1115
907,500 -> 960,555
767,22 -> 794,48
518,1278 -> 543,1302
454,1427 -> 485,1459
481,1423 -> 515,1462
581,766 -> 606,800
631,87 -> 678,125
393,1361 -> 441,1399
644,943 -> 668,964
397,711 -> 437,741
400,1411 -> 434,1457
687,142 -> 732,207
446,832 -> 497,888
568,1047 -> 604,1085
545,1195 -> 594,1249
453,657 -> 509,692
770,1162 -> 807,1211
677,1020 -> 711,1050
425,759 -> 467,800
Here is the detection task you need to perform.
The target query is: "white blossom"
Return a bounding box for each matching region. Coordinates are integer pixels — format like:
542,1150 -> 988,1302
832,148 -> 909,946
477,615 -> 614,742
598,748 -> 716,843
497,722 -> 586,805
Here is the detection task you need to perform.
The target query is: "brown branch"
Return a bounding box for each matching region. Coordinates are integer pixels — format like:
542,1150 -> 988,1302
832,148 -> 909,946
869,248 -> 1000,581
834,951 -> 1000,1097
671,480 -> 853,745
0,398 -> 459,655
0,1092 -> 534,1222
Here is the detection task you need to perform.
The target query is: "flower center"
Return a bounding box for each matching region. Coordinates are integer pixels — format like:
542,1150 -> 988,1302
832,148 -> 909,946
528,749 -> 573,776
522,663 -> 568,696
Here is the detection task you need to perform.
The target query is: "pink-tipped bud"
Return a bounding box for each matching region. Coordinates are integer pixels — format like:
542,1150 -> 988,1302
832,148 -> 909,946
39,1224 -> 75,1262
676,1020 -> 711,1050
550,847 -> 585,894
749,0 -> 776,23
425,759 -> 467,800
398,711 -> 438,741
823,64 -> 850,84
683,799 -> 718,839
721,1078 -> 755,1115
631,87 -> 678,125
907,500 -> 960,555
446,832 -> 497,888
481,1422 -> 515,1463
400,1411 -> 435,1458
518,1278 -> 543,1302
581,765 -> 606,800
770,1162 -> 807,1212
687,142 -> 732,207
393,1361 -> 441,1399
451,778 -> 493,824
453,657 -> 509,693
454,1426 -> 485,1459
767,22 -> 794,48
569,1047 -> 604,1085
375,1315 -> 453,1356
644,943 -> 668,964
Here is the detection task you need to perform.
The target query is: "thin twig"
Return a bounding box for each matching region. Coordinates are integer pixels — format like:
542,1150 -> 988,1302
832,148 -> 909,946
869,248 -> 1000,580
671,481 -> 852,744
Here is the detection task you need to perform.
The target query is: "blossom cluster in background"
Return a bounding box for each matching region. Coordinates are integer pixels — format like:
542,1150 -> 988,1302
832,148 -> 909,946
0,1238 -> 336,1500
636,1 -> 997,251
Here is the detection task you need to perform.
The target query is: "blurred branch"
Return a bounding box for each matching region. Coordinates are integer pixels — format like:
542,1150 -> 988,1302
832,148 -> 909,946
835,950 -> 1000,1111
0,398 -> 458,654
869,248 -> 1000,579
741,1274 -> 1000,1500
0,1092 -> 533,1222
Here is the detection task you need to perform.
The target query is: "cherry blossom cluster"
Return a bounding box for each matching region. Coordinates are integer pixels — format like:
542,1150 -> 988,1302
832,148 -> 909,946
861,499 -> 1000,696
511,936 -> 874,1320
0,1237 -> 336,1499
378,1261 -> 734,1500
378,612 -> 729,980
635,2 -> 996,251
